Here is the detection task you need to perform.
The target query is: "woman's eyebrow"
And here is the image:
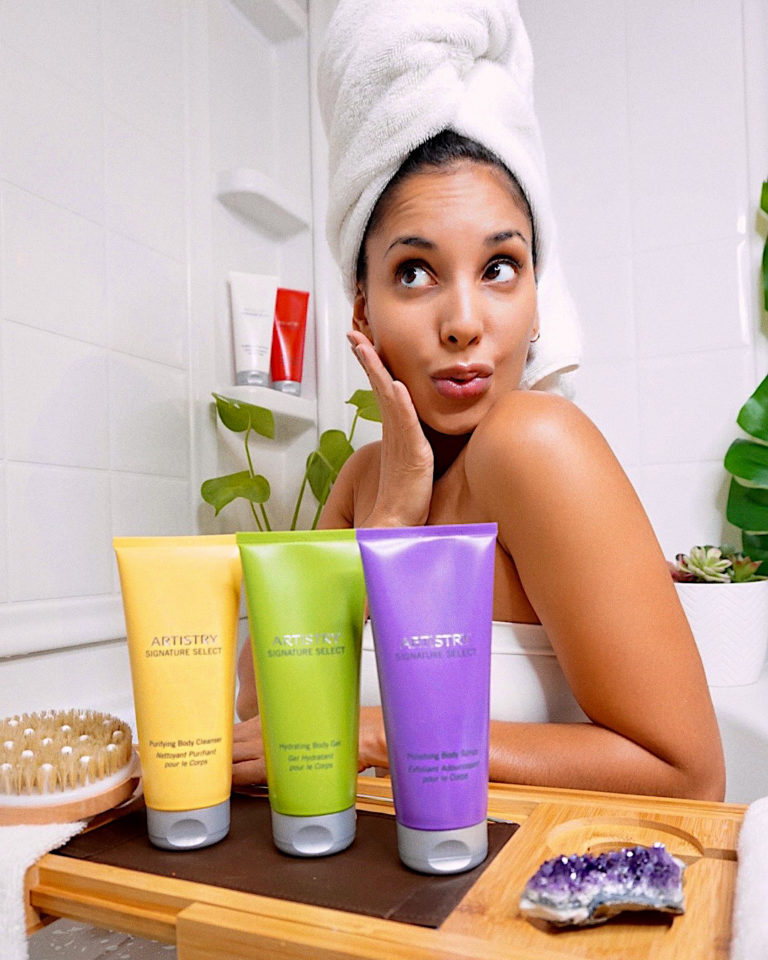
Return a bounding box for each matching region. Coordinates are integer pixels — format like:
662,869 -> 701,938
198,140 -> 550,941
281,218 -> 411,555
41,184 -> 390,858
384,235 -> 435,255
486,230 -> 528,246
383,230 -> 528,256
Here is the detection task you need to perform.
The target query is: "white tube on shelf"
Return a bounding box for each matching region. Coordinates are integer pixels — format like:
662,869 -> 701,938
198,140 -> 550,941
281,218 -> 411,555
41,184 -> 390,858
229,272 -> 278,387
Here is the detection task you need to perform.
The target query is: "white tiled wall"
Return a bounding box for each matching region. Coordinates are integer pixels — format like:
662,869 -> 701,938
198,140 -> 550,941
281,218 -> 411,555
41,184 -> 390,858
0,462 -> 7,605
0,0 -> 314,718
521,0 -> 766,560
0,0 -> 194,675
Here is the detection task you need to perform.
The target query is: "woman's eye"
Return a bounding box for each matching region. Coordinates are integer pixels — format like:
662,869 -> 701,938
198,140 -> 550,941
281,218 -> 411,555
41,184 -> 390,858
398,263 -> 432,288
485,259 -> 518,282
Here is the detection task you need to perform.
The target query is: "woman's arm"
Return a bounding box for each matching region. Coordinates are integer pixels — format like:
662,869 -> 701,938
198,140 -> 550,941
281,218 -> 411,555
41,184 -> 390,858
232,642 -> 264,785
466,390 -> 725,800
485,720 -> 720,799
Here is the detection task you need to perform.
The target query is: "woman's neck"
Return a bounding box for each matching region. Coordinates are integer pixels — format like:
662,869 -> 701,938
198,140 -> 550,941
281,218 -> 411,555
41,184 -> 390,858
422,424 -> 473,480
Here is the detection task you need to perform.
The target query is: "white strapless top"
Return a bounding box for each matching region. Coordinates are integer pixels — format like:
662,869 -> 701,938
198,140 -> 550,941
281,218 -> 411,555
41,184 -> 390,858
361,620 -> 587,724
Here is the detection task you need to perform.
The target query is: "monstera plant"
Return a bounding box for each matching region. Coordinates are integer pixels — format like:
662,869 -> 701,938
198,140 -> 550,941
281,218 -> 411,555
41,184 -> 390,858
201,389 -> 380,530
723,180 -> 768,561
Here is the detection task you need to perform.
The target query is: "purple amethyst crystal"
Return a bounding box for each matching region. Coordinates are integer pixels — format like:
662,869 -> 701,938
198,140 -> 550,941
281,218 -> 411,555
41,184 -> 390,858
519,843 -> 686,927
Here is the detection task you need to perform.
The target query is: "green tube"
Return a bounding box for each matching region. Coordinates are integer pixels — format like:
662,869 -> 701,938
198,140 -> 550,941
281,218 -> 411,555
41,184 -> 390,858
236,529 -> 365,857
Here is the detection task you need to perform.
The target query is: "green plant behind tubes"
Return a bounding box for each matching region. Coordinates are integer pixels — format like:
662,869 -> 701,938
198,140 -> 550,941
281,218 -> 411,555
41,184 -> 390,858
724,180 -> 768,560
201,389 -> 381,531
201,394 -> 275,531
292,390 -> 383,529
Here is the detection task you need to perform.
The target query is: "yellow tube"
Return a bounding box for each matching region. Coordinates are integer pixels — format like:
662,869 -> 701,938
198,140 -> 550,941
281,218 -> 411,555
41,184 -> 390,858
114,535 -> 241,850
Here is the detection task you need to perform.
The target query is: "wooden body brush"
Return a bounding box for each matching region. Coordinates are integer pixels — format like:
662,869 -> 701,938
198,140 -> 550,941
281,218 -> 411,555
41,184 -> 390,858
0,709 -> 139,825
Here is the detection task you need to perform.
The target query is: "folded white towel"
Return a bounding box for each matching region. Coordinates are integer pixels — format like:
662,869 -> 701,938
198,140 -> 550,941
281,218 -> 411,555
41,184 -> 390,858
1,821 -> 85,960
731,795 -> 768,960
318,0 -> 581,396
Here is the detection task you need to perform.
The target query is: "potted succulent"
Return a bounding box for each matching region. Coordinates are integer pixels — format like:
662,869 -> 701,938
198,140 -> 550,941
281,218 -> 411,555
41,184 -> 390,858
668,182 -> 768,686
669,546 -> 768,686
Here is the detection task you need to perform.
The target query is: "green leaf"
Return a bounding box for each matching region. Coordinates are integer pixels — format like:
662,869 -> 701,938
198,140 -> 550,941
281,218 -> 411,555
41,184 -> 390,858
743,532 -> 768,563
212,393 -> 274,439
724,438 -> 768,486
318,428 -> 355,471
346,389 -> 382,423
306,429 -> 354,504
761,180 -> 768,216
306,451 -> 333,506
201,471 -> 271,516
736,375 -> 768,441
726,477 -> 768,533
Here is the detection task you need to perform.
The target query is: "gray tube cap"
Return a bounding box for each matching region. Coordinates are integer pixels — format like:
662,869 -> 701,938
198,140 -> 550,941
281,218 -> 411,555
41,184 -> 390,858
271,806 -> 356,857
271,380 -> 301,395
236,370 -> 268,386
146,799 -> 230,850
397,820 -> 488,874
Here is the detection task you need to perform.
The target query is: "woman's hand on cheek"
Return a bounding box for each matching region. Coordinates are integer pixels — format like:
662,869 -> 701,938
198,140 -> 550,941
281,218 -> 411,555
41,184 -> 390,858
347,330 -> 433,527
232,716 -> 268,786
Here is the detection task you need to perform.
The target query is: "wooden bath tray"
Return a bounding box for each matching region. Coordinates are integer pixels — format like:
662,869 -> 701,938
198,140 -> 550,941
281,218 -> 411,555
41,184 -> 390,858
26,778 -> 745,959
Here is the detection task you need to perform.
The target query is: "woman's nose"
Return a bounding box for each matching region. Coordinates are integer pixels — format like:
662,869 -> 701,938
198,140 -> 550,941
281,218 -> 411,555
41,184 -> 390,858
439,284 -> 483,348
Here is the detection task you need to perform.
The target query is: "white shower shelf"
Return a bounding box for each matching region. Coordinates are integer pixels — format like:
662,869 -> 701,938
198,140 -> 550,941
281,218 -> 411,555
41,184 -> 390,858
217,384 -> 316,428
230,0 -> 306,42
216,169 -> 311,238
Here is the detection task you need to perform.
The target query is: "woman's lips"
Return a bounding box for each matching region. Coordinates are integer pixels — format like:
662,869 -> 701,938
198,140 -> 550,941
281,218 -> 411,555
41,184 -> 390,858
430,364 -> 492,400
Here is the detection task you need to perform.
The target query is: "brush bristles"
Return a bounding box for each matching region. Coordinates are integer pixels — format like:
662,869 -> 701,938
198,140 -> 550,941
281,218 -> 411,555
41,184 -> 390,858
0,709 -> 133,796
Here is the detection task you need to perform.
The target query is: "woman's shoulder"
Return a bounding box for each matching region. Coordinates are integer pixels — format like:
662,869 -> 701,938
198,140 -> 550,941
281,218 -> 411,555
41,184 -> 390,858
343,439 -> 382,478
319,440 -> 382,527
465,390 -> 618,500
471,390 -> 603,458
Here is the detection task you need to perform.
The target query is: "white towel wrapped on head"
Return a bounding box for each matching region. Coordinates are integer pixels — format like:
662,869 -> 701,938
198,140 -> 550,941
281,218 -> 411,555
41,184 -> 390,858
318,0 -> 581,394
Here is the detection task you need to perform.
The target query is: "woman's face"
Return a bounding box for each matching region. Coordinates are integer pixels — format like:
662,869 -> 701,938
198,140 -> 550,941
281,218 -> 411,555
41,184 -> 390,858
354,160 -> 538,436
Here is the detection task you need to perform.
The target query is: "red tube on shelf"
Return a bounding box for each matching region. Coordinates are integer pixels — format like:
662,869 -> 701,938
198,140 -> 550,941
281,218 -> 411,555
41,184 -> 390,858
270,288 -> 309,396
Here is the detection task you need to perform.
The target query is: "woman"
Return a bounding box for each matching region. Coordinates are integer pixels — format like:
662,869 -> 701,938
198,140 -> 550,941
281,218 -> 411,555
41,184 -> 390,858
234,130 -> 724,800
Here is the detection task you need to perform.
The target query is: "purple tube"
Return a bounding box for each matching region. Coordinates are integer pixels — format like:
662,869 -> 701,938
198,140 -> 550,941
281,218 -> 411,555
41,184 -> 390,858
356,523 -> 496,874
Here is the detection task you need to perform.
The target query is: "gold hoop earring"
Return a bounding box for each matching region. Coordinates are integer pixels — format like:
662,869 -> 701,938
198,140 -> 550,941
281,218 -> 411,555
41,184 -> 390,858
530,331 -> 540,343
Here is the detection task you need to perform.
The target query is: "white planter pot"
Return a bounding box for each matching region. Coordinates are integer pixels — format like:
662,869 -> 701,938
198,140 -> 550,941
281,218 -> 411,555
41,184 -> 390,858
675,580 -> 768,686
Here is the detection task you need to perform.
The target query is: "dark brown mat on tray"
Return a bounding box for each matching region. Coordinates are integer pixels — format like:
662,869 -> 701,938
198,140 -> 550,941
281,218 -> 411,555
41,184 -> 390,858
59,791 -> 518,928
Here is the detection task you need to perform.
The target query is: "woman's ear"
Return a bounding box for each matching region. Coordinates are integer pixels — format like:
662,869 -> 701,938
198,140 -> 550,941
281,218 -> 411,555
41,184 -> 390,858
352,286 -> 374,342
529,308 -> 540,344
